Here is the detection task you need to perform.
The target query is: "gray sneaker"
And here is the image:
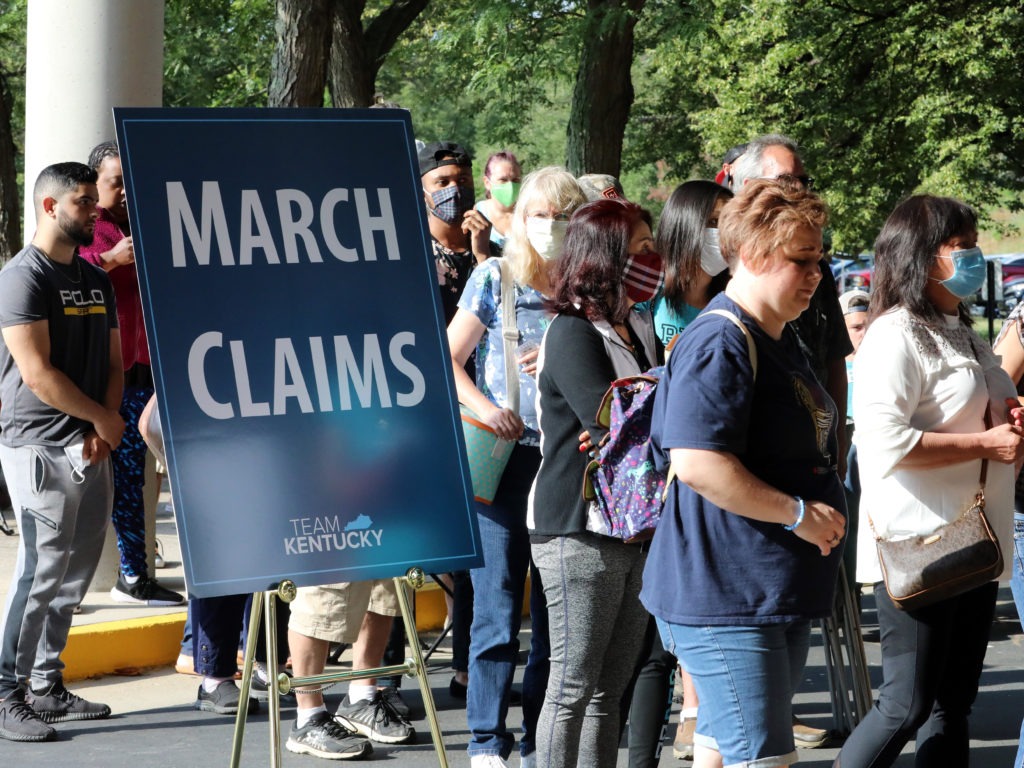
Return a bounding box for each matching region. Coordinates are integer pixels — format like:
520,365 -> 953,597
286,711 -> 372,760
335,692 -> 414,744
27,681 -> 111,723
195,681 -> 259,715
0,688 -> 57,742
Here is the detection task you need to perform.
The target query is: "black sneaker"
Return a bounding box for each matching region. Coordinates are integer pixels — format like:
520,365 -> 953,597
286,711 -> 372,760
110,573 -> 185,606
0,688 -> 57,742
378,686 -> 410,719
195,681 -> 259,715
335,692 -> 414,744
27,681 -> 111,723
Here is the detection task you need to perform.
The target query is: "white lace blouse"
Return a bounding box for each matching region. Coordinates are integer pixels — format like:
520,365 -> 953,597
852,307 -> 1015,584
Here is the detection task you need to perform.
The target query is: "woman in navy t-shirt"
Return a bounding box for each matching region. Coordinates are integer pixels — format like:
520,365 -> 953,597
641,178 -> 846,768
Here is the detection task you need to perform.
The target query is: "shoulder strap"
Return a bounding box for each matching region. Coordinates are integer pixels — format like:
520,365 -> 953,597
499,258 -> 520,415
660,308 -> 757,501
704,308 -> 758,380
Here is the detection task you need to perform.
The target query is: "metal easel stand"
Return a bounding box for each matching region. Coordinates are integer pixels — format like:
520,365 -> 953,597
228,567 -> 449,768
819,562 -> 874,735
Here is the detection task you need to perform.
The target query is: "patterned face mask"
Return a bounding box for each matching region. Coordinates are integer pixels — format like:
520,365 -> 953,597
429,184 -> 473,224
623,250 -> 665,303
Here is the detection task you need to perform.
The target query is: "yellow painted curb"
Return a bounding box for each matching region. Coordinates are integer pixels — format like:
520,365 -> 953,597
60,585 -> 491,681
64,612 -> 186,682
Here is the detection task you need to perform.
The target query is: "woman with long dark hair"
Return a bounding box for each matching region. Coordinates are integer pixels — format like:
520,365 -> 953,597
839,195 -> 1021,767
652,180 -> 734,346
530,198 -> 664,768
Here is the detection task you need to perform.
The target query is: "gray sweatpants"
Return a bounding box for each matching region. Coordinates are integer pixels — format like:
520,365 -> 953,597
0,443 -> 113,694
532,533 -> 649,768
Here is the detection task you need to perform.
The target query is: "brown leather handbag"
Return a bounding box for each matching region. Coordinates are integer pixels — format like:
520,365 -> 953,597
870,433 -> 1003,611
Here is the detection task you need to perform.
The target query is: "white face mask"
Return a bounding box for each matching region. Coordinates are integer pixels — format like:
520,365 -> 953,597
526,217 -> 569,261
64,440 -> 90,484
700,227 -> 728,276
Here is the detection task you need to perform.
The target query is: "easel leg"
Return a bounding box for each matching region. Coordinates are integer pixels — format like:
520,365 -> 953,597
230,593 -> 264,768
395,573 -> 449,768
265,591 -> 283,767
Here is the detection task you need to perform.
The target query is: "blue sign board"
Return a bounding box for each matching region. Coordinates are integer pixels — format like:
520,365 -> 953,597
114,108 -> 481,598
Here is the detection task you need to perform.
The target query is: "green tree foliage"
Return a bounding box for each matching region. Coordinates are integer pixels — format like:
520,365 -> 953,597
628,0 -> 1024,251
378,1 -> 648,179
376,0 -> 583,170
2,0 -> 1022,254
164,0 -> 275,107
0,0 -> 26,259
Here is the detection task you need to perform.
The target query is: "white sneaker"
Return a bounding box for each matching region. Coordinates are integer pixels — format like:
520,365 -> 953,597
470,755 -> 509,768
521,753 -> 536,768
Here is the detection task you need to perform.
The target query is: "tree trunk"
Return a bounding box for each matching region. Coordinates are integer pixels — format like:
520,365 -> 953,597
268,0 -> 332,107
565,0 -> 645,177
0,70 -> 20,261
327,0 -> 429,108
327,0 -> 374,107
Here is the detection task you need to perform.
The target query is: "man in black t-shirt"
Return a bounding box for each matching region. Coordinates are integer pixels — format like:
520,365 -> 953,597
729,134 -> 853,474
0,163 -> 124,743
419,141 -> 489,323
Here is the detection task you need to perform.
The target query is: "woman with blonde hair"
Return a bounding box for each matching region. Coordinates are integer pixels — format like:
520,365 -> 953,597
448,167 -> 586,768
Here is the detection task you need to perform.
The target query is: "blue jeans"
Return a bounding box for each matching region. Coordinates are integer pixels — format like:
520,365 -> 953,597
1011,512 -> 1024,768
656,618 -> 810,767
467,444 -> 548,759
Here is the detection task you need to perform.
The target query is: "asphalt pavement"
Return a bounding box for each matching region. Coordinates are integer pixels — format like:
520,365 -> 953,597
1,586 -> 1021,768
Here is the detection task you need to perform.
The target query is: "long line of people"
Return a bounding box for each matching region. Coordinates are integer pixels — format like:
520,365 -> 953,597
0,134 -> 1020,768
431,134 -> 1023,768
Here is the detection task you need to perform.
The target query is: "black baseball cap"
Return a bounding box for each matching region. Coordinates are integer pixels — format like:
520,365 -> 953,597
418,141 -> 472,176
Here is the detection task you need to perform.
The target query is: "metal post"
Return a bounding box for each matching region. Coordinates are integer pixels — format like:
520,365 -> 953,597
230,593 -> 264,768
265,591 -> 282,768
229,572 -> 450,767
395,568 -> 449,768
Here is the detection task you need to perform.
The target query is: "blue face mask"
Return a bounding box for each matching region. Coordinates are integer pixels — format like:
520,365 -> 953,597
937,246 -> 986,298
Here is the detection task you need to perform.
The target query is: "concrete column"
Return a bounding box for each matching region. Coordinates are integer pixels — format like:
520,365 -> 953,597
24,1 -> 164,590
23,0 -> 164,239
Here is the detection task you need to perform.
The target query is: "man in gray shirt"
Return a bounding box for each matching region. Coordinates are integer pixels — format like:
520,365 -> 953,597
0,162 -> 125,742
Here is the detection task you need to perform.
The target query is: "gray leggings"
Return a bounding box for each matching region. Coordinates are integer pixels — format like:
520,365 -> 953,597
532,533 -> 649,768
0,443 -> 112,694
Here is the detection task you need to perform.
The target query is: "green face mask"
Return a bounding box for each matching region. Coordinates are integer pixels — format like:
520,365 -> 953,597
490,181 -> 521,208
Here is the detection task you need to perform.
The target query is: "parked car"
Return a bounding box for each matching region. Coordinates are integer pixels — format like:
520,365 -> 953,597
832,254 -> 873,292
1004,275 -> 1024,312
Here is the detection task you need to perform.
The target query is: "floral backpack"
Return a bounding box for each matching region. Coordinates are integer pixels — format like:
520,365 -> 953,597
582,309 -> 756,543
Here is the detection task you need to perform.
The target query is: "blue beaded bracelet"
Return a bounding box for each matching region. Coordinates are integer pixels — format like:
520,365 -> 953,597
783,496 -> 805,531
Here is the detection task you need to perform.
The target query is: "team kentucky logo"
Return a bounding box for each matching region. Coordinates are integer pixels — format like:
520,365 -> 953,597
283,513 -> 383,555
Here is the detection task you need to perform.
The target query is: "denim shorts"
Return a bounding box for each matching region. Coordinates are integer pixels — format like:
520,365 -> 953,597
656,617 -> 810,768
1011,512 -> 1024,626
